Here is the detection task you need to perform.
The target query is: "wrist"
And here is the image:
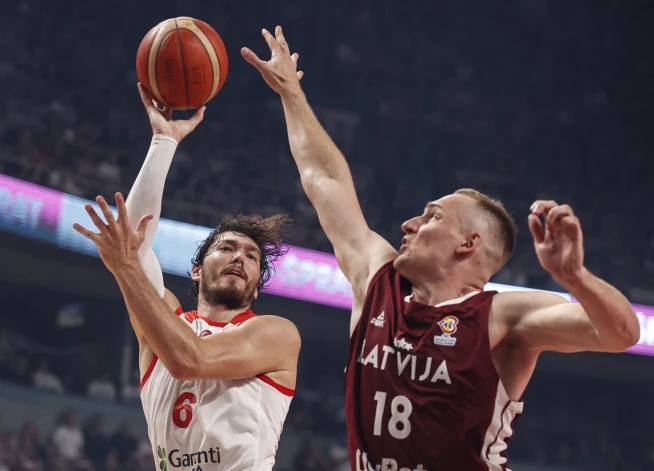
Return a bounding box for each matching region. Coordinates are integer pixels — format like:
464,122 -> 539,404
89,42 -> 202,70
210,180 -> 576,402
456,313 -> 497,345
280,84 -> 305,104
113,259 -> 145,283
152,134 -> 179,146
555,266 -> 591,290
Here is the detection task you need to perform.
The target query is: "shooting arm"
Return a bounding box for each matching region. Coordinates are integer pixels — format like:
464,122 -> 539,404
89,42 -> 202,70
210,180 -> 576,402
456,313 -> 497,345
124,135 -> 177,341
125,134 -> 177,296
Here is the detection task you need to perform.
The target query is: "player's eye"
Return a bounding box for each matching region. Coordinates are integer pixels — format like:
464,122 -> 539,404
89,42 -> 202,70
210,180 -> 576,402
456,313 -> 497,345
220,246 -> 232,252
247,254 -> 257,261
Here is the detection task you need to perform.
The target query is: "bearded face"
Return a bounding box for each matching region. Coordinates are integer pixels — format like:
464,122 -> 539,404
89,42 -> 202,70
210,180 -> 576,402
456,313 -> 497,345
195,232 -> 261,309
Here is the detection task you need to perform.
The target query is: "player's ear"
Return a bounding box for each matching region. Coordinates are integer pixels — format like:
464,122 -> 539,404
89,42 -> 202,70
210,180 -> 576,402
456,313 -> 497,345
190,264 -> 202,282
455,232 -> 481,255
253,289 -> 259,301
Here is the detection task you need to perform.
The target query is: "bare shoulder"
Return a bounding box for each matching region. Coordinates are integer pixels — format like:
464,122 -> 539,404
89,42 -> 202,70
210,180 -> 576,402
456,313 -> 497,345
493,290 -> 570,318
490,290 -> 572,347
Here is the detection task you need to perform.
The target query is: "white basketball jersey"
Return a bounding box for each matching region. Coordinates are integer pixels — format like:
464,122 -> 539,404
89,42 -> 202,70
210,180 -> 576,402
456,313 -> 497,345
140,309 -> 294,471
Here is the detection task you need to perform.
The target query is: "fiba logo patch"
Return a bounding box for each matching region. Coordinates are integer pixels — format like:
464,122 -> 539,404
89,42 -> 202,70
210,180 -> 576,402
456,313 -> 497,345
434,316 -> 459,346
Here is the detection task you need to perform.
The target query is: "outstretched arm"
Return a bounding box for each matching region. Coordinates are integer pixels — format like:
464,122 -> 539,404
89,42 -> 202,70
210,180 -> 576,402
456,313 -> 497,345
242,27 -> 397,313
125,84 -> 205,339
497,201 -> 639,353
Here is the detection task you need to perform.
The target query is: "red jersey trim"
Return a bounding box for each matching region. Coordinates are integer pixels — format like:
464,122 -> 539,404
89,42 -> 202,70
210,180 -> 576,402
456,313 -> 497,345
185,309 -> 257,327
140,307 -> 185,391
140,354 -> 159,391
256,374 -> 295,397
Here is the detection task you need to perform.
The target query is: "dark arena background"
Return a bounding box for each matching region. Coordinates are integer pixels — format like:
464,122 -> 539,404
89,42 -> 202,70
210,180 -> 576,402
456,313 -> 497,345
1,0 -> 653,470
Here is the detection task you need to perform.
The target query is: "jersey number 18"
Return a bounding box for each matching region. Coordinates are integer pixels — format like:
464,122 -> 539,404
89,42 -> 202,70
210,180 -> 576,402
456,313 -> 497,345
373,391 -> 413,440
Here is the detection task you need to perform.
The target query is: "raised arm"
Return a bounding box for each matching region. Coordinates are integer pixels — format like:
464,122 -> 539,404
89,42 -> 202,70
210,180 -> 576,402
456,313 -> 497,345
242,27 -> 397,308
495,201 -> 639,354
124,84 -> 205,340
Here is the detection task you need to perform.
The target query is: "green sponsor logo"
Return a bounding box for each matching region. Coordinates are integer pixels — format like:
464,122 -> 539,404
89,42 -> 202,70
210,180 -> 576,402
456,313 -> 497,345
157,446 -> 167,471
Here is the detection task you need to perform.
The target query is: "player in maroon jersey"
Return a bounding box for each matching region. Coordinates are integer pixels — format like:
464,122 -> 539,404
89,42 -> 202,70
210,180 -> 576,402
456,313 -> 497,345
243,27 -> 640,471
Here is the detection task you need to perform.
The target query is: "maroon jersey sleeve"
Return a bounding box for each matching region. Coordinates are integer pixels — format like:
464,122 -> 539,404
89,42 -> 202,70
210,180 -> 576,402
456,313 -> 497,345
344,262 -> 523,471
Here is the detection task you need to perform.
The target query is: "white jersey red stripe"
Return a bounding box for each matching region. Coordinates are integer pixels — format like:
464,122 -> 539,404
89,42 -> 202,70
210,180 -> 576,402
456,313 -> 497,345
140,308 -> 293,471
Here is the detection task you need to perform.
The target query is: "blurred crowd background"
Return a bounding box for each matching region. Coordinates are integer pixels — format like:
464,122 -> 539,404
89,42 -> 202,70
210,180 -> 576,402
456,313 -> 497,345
0,0 -> 653,469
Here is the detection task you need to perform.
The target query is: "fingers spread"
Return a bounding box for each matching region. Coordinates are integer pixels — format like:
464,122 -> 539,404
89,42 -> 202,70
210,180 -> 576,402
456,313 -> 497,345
96,196 -> 118,231
528,214 -> 545,244
114,192 -> 130,230
241,47 -> 265,68
276,25 -> 290,54
135,214 -> 154,238
85,203 -> 107,233
73,222 -> 100,242
262,28 -> 280,53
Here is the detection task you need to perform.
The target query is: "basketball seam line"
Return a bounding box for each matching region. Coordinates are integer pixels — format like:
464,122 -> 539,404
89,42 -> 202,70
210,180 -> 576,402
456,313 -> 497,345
145,29 -> 155,100
174,19 -> 191,109
180,24 -> 214,105
153,30 -> 164,107
194,21 -> 218,98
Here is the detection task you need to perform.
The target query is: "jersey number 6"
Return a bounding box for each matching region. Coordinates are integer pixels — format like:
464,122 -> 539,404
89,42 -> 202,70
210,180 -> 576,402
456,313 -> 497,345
373,391 -> 413,440
172,392 -> 197,428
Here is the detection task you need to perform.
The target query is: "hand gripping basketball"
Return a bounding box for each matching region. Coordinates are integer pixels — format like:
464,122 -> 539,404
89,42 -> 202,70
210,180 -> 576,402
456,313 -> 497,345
138,83 -> 205,143
241,26 -> 304,96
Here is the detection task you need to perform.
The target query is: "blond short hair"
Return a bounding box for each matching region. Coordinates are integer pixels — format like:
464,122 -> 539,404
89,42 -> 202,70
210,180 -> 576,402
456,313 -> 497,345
454,188 -> 517,263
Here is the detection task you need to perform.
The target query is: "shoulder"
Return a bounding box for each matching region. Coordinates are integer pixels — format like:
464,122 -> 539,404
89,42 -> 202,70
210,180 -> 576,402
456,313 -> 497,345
246,315 -> 301,348
493,290 -> 570,317
490,290 -> 571,342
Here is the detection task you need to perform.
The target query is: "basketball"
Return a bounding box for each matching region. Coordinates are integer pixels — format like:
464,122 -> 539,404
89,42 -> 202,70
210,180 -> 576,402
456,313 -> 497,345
136,17 -> 228,110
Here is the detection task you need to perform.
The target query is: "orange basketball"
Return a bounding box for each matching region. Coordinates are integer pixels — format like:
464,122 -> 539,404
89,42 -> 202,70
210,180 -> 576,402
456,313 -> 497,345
136,17 -> 228,110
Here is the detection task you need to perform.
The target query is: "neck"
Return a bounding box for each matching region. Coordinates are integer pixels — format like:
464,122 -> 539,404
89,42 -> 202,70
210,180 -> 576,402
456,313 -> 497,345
196,297 -> 251,323
410,273 -> 484,306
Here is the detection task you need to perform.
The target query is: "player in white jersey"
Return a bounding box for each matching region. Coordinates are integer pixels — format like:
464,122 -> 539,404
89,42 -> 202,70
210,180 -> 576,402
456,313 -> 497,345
72,85 -> 301,471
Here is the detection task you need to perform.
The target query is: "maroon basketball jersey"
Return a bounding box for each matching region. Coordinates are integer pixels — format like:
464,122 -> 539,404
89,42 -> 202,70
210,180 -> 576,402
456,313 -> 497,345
345,262 -> 523,471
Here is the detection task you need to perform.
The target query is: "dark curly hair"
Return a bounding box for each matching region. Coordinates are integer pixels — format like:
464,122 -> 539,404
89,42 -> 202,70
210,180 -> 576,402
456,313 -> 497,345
189,214 -> 291,300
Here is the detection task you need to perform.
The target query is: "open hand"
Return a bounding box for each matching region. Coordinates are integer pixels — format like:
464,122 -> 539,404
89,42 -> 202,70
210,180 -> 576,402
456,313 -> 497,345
138,83 -> 205,143
241,26 -> 304,97
73,193 -> 152,275
528,200 -> 585,284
